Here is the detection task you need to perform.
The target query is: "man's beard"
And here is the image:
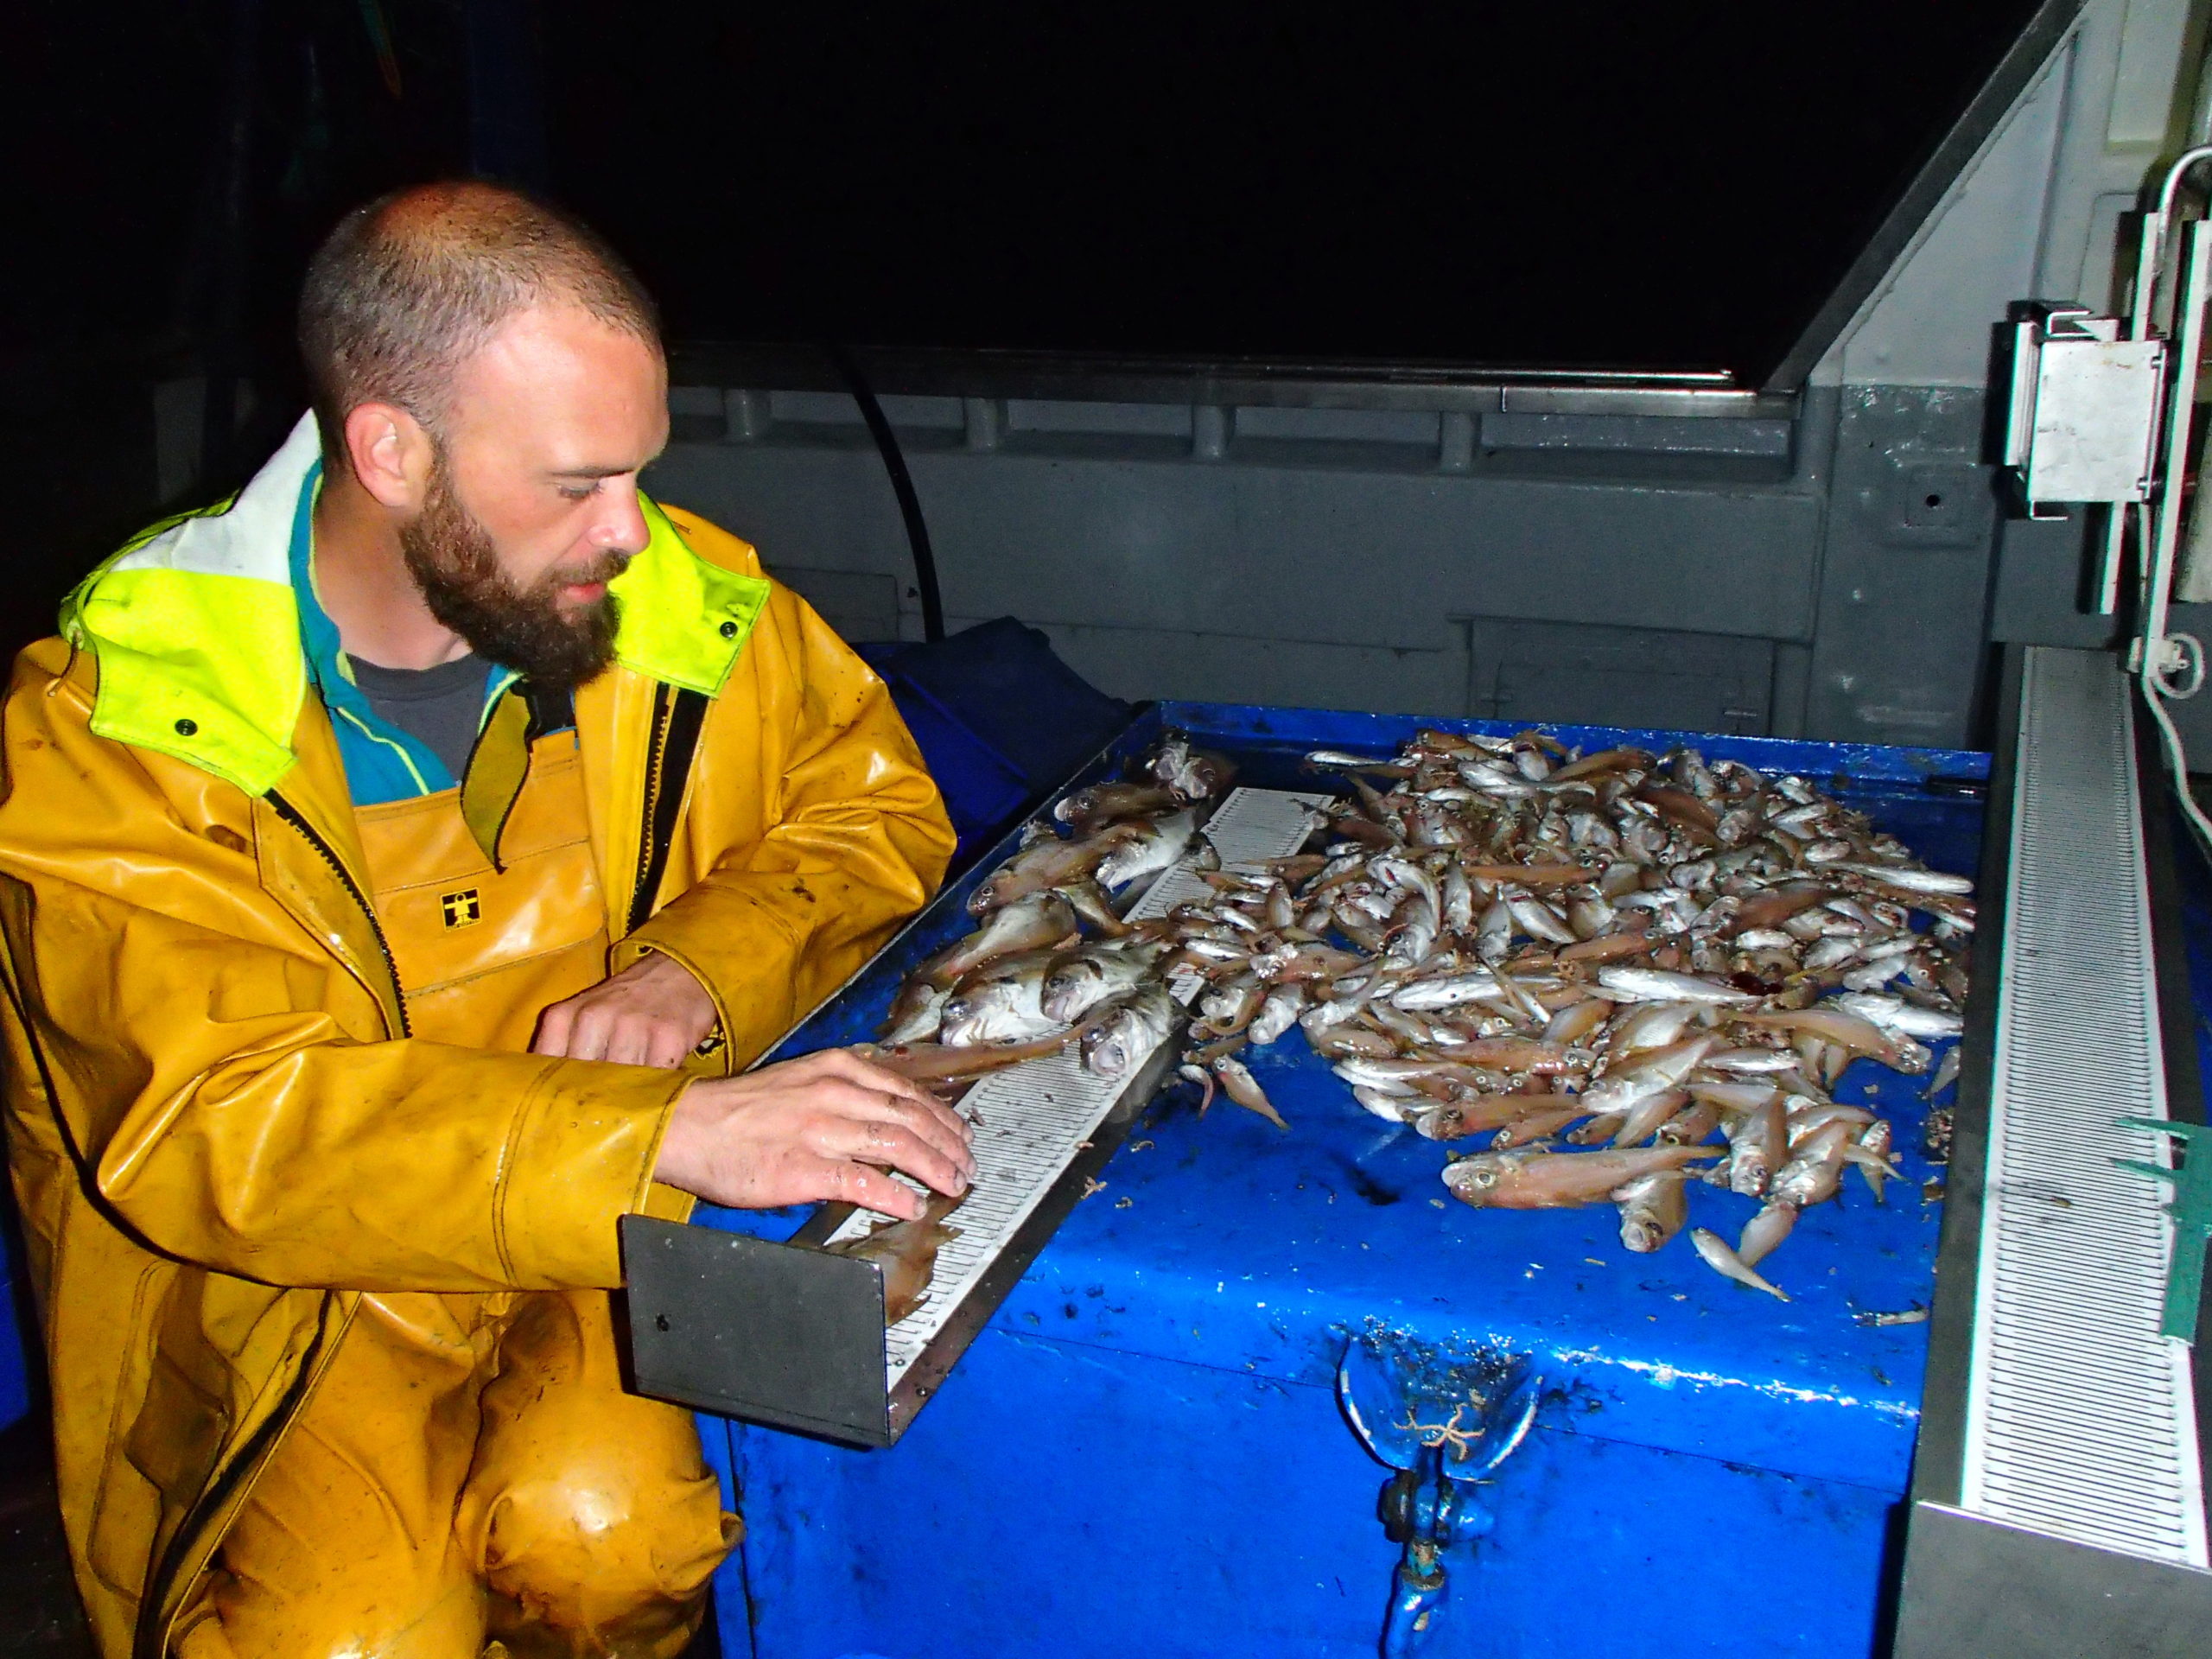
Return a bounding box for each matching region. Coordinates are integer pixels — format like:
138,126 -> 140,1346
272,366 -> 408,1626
398,460 -> 625,691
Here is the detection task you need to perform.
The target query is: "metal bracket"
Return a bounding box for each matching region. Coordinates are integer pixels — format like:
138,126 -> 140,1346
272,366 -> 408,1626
2113,1116 -> 2212,1344
1999,302 -> 2163,519
1338,1336 -> 1539,1657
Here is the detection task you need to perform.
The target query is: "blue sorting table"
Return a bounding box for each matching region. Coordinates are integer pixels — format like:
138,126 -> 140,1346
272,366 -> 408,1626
689,700 -> 1988,1659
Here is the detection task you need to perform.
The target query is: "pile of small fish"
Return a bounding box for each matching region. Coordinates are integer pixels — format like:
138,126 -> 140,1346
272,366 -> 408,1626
854,735 -> 1232,1091
860,726 -> 1973,1302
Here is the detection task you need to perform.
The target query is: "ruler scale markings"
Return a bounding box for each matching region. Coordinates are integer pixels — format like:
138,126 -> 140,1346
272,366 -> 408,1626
1959,647 -> 2209,1570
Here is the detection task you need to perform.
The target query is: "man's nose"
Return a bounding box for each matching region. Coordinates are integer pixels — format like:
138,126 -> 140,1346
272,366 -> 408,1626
589,485 -> 651,556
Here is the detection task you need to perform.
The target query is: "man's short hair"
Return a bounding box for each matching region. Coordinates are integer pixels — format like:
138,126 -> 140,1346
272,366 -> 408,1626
298,181 -> 659,458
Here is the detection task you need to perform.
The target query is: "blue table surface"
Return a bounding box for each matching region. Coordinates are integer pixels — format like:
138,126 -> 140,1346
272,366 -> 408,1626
695,702 -> 1988,1495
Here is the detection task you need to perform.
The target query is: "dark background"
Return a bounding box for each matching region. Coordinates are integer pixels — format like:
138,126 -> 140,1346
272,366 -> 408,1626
5,0 -> 2044,655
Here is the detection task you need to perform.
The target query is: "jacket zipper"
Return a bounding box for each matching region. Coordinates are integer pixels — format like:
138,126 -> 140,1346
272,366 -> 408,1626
629,682 -> 676,928
265,789 -> 411,1039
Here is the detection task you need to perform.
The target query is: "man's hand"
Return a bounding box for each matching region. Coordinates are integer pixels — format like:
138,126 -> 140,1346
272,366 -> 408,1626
652,1050 -> 974,1220
532,950 -> 718,1067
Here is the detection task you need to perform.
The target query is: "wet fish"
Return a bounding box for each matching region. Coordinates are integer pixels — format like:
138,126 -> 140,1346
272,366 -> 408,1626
918,891 -> 1082,990
1150,735 -> 1238,802
880,980 -> 950,1045
969,823 -> 1142,914
1689,1226 -> 1790,1301
1834,992 -> 1963,1040
1097,808 -> 1217,892
1737,1007 -> 1930,1072
857,1031 -> 1076,1085
938,949 -> 1065,1046
1736,1202 -> 1796,1268
1442,1143 -> 1720,1210
1248,982 -> 1306,1046
1211,1054 -> 1288,1130
1080,982 -> 1181,1080
1615,1169 -> 1688,1253
1596,966 -> 1758,1007
1726,1096 -> 1788,1198
1772,1121 -> 1853,1208
1041,937 -> 1170,1024
1056,781 -> 1181,834
830,1190 -> 966,1325
1832,862 -> 1974,895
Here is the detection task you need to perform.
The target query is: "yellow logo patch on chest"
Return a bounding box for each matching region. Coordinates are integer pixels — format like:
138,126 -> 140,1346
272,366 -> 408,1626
440,888 -> 483,930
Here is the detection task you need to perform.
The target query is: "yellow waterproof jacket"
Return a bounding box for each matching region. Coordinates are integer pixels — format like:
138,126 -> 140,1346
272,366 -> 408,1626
0,416 -> 954,1657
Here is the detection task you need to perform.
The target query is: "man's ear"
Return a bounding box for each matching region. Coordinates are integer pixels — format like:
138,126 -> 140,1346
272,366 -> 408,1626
340,403 -> 435,511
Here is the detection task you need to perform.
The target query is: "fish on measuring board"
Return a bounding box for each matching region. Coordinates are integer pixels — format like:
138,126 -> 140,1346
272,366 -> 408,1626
969,822 -> 1144,914
1689,1226 -> 1790,1301
917,891 -> 1082,989
829,1190 -> 967,1325
853,1031 -> 1075,1085
1096,808 -> 1218,892
1056,781 -> 1183,834
1080,982 -> 1182,1080
938,949 -> 1065,1046
1041,936 -> 1171,1024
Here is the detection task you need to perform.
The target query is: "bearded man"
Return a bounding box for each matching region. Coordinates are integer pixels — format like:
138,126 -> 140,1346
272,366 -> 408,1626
0,183 -> 969,1658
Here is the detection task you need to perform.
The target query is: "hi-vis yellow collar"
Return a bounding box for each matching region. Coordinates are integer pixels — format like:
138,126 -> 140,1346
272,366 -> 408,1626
60,413 -> 770,796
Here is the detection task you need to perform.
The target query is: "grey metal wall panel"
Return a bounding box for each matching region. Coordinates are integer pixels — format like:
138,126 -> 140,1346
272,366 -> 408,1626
1465,618 -> 1775,734
645,441 -> 1826,657
1802,386 -> 2003,746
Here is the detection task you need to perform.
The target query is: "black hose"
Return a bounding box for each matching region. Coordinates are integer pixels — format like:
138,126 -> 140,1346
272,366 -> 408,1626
825,343 -> 945,643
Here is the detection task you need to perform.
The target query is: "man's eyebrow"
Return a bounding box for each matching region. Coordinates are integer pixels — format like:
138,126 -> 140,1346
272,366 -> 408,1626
546,463 -> 639,480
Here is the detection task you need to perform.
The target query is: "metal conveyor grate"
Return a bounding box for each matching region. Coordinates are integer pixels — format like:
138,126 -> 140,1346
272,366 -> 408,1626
1961,645 -> 2208,1567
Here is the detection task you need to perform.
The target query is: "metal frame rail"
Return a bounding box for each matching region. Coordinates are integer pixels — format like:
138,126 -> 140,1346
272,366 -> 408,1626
1896,645 -> 2211,1655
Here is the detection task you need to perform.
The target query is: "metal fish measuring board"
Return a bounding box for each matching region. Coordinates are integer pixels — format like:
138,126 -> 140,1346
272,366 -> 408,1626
620,785 -> 1332,1446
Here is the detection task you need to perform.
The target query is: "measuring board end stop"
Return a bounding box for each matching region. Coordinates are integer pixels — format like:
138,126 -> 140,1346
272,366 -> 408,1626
620,1216 -> 895,1447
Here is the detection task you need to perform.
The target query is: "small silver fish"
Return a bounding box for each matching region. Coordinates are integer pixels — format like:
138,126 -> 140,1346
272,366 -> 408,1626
1041,938 -> 1168,1024
938,956 -> 1062,1046
1096,809 -> 1216,892
1614,1170 -> 1688,1253
1736,1202 -> 1797,1268
1248,982 -> 1306,1046
1079,982 -> 1180,1080
1596,966 -> 1758,1006
1833,862 -> 1974,895
880,981 -> 949,1045
1690,1226 -> 1790,1301
1834,993 -> 1963,1040
1211,1054 -> 1288,1130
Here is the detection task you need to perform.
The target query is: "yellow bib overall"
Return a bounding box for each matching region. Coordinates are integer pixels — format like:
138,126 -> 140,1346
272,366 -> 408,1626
175,734 -> 736,1659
